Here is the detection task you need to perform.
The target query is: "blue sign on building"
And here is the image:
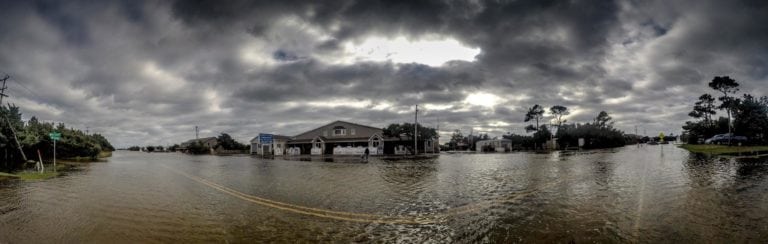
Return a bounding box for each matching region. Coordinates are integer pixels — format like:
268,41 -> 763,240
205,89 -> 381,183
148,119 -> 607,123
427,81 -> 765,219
259,133 -> 273,144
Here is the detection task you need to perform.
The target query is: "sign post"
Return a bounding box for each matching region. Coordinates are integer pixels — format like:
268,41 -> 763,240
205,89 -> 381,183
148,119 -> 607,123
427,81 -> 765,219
49,132 -> 61,172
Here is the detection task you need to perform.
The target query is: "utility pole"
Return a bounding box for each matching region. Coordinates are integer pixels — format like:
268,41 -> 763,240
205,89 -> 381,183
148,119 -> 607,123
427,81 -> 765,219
414,104 -> 418,155
0,75 -> 28,162
53,138 -> 56,172
436,117 -> 439,153
195,126 -> 199,140
469,127 -> 473,151
0,75 -> 8,104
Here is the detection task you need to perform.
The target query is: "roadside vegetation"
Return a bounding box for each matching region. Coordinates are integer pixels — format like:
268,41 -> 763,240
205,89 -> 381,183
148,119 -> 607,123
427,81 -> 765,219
512,106 -> 629,150
127,133 -> 249,155
0,105 -> 114,172
682,76 -> 768,153
1,162 -> 72,181
442,105 -> 633,151
15,170 -> 60,181
383,123 -> 438,140
443,129 -> 493,151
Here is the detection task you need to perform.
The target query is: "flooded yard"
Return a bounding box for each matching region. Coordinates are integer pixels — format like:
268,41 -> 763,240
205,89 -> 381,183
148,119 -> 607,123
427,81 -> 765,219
2,146 -> 768,242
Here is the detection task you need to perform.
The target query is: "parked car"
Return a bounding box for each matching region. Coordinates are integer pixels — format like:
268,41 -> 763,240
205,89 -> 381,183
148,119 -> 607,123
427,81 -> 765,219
705,133 -> 748,144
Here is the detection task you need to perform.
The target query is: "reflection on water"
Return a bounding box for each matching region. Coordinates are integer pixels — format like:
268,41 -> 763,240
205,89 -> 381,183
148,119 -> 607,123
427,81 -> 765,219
2,146 -> 768,242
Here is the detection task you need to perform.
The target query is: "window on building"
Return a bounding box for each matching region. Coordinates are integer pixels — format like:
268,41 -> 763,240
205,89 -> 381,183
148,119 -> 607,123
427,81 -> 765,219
333,126 -> 346,136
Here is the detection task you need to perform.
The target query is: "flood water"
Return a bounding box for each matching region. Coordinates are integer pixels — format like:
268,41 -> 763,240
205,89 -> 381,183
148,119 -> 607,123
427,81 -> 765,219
2,146 -> 768,242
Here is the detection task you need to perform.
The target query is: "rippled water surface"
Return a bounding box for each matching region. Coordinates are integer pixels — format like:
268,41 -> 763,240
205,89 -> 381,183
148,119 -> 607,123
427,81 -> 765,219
2,146 -> 768,242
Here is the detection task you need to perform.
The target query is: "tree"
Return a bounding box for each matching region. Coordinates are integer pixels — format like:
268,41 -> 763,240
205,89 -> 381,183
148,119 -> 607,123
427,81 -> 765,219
682,117 -> 730,144
383,124 -> 405,138
480,133 -> 489,140
187,141 -> 210,154
732,94 -> 768,144
689,94 -> 717,126
382,123 -> 437,141
0,105 -> 114,169
92,133 -> 114,151
168,144 -> 180,152
594,111 -> 613,128
550,105 -> 569,128
448,129 -> 464,150
217,133 -> 246,150
709,76 -> 740,135
524,104 -> 545,132
532,126 -> 552,148
555,122 -> 626,149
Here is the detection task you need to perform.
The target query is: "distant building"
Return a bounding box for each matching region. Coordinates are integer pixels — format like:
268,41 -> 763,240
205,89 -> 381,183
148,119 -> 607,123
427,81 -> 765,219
250,134 -> 292,155
250,120 -> 438,156
476,139 -> 512,152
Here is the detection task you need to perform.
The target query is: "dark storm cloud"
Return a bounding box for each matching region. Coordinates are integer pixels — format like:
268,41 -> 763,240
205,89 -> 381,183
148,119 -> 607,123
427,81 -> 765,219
231,60 -> 482,106
0,0 -> 766,146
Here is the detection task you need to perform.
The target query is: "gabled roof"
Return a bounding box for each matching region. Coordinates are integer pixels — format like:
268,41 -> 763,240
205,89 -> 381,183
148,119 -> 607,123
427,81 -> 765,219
292,120 -> 382,139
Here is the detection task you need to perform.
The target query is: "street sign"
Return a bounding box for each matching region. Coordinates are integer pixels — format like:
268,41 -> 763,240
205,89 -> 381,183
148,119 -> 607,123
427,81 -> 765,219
259,133 -> 273,144
659,132 -> 665,142
49,131 -> 61,172
49,132 -> 61,141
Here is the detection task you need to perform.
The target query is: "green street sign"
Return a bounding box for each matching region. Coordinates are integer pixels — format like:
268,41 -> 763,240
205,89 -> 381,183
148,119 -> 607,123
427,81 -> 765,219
49,132 -> 61,141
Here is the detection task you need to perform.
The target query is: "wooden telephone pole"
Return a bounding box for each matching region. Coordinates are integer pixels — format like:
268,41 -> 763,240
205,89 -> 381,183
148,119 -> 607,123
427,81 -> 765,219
414,104 -> 418,155
0,75 -> 8,104
0,75 -> 27,161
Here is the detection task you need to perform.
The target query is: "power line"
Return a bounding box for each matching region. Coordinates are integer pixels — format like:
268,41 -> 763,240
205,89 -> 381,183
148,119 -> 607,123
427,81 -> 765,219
8,77 -> 44,102
0,74 -> 28,161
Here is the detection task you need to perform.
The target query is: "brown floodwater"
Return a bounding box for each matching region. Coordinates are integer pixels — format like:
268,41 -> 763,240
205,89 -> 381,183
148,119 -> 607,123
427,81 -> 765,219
2,146 -> 768,242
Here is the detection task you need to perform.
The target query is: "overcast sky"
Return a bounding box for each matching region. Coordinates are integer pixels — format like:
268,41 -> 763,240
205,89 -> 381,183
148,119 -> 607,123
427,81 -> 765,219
1,0 -> 767,147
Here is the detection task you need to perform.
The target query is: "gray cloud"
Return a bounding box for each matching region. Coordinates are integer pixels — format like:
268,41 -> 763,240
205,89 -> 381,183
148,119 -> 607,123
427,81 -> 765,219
0,0 -> 766,146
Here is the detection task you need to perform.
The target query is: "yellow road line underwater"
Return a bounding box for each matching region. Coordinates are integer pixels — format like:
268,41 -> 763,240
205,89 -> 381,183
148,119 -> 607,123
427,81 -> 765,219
161,165 -> 561,225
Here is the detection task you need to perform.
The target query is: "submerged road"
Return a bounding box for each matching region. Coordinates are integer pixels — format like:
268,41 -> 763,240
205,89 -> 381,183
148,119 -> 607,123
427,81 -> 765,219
2,147 -> 768,242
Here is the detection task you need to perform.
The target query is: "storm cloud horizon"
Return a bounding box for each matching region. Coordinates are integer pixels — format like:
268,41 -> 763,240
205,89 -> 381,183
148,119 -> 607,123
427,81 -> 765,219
1,0 -> 766,147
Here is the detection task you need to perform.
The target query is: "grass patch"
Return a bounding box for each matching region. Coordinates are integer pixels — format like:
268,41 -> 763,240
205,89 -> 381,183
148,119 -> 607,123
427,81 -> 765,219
60,150 -> 112,162
678,144 -> 768,155
15,170 -> 60,181
98,150 -> 112,158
